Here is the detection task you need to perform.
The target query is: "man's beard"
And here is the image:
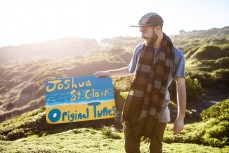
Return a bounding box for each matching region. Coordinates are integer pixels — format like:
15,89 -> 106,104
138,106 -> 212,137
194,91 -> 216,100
145,31 -> 158,46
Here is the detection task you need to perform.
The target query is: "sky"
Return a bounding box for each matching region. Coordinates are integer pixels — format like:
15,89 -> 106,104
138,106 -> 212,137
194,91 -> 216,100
0,0 -> 228,47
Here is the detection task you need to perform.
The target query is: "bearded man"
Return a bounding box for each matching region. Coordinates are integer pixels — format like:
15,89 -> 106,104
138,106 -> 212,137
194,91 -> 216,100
94,12 -> 186,153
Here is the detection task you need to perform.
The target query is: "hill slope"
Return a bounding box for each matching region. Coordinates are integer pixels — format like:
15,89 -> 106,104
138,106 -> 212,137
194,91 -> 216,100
0,26 -> 229,152
0,27 -> 229,123
0,37 -> 101,64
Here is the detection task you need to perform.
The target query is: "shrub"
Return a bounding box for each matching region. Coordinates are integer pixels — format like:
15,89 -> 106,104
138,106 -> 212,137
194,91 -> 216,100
101,126 -> 121,139
6,128 -> 27,140
114,91 -> 126,113
202,119 -> 229,147
215,57 -> 229,69
185,76 -> 204,101
192,45 -> 221,60
21,82 -> 40,94
113,76 -> 132,92
211,68 -> 229,83
164,99 -> 229,147
200,99 -> 229,121
186,70 -> 214,87
184,46 -> 199,59
164,122 -> 204,144
200,99 -> 229,147
211,38 -> 228,44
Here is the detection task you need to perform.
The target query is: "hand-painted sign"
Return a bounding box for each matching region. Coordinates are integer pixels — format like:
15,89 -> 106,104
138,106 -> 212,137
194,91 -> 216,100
45,76 -> 115,124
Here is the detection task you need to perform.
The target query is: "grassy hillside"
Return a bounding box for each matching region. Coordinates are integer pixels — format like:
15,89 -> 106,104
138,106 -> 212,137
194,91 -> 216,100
0,99 -> 228,152
0,27 -> 229,123
0,26 -> 228,152
0,38 -> 101,64
172,26 -> 229,91
0,50 -> 127,122
100,27 -> 229,102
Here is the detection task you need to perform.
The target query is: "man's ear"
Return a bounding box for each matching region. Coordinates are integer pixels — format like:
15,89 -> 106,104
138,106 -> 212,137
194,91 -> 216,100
155,26 -> 161,32
154,26 -> 161,34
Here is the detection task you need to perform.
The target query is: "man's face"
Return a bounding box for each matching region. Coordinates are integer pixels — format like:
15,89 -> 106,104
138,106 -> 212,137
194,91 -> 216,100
139,26 -> 158,46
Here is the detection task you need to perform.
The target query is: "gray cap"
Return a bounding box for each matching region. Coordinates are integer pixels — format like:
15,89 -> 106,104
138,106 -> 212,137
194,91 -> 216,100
130,12 -> 163,27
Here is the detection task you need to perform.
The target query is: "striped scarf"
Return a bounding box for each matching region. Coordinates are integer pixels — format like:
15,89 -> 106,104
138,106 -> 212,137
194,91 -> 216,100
122,33 -> 173,138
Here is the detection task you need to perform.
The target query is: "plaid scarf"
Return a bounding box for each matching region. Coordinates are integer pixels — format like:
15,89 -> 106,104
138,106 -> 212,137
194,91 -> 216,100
122,33 -> 173,138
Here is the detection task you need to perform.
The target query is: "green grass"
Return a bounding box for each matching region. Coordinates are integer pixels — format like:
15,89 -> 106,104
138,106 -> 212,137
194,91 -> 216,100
0,99 -> 229,152
0,127 -> 228,153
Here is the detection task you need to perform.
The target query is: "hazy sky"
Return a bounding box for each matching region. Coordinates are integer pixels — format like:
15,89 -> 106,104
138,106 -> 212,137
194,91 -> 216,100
0,0 -> 228,47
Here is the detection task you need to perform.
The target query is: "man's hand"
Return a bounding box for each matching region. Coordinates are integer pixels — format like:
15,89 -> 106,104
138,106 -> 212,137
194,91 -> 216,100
94,71 -> 110,78
173,117 -> 184,135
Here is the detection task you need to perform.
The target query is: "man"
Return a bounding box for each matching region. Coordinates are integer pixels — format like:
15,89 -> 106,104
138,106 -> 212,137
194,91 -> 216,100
94,12 -> 186,153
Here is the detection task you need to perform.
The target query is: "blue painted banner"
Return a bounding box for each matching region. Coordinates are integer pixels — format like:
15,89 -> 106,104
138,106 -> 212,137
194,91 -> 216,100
45,76 -> 115,124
